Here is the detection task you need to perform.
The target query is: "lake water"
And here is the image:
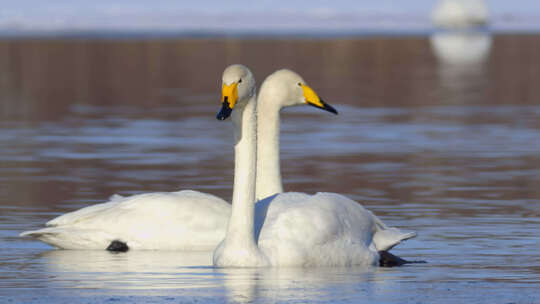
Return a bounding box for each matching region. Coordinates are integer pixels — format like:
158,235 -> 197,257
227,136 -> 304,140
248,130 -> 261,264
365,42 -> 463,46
1,34 -> 539,303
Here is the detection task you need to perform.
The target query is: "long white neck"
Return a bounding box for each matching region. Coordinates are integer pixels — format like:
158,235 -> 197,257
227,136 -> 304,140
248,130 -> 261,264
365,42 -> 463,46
256,95 -> 283,201
227,94 -> 257,245
214,93 -> 269,267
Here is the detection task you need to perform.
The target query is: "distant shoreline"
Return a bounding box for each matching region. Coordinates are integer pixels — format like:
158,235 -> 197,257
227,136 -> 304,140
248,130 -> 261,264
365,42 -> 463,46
1,28 -> 540,40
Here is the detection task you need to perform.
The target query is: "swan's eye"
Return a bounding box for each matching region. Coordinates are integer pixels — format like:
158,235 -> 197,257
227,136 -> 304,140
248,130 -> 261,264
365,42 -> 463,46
238,79 -> 242,83
297,82 -> 302,86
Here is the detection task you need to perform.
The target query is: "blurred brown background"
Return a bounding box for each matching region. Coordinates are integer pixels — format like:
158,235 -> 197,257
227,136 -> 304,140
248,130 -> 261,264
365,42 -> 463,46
1,35 -> 539,121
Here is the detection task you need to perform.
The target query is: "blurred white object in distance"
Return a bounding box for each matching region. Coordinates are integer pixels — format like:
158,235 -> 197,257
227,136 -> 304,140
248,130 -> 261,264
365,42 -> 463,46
430,31 -> 492,65
432,0 -> 489,29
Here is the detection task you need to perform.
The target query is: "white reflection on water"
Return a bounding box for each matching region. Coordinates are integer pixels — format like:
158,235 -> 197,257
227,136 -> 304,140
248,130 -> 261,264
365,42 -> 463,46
40,250 -> 216,290
430,31 -> 492,108
16,245 -> 537,303
430,31 -> 492,66
36,250 -> 387,303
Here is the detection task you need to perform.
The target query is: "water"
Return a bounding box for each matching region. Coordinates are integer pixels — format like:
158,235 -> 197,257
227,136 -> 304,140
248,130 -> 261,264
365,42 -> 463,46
1,35 -> 540,303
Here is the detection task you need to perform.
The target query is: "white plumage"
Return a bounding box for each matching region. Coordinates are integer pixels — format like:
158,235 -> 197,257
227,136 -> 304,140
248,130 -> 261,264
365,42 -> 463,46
20,64 -> 337,251
19,65 -> 257,251
432,0 -> 489,29
213,68 -> 415,267
21,191 -> 230,250
253,192 -> 414,267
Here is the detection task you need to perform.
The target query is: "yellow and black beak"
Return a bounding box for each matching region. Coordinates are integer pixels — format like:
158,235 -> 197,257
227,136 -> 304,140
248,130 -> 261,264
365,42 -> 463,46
301,84 -> 338,115
217,82 -> 239,120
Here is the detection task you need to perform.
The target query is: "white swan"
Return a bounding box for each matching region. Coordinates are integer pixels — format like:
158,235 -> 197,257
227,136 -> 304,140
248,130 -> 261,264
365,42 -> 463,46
20,190 -> 230,251
20,64 -> 337,251
255,68 -> 336,200
213,68 -> 416,267
432,0 -> 489,29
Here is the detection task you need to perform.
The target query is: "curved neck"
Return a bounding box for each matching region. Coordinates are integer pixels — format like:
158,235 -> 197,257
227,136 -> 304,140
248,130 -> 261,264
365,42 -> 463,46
225,94 -> 258,247
256,98 -> 283,201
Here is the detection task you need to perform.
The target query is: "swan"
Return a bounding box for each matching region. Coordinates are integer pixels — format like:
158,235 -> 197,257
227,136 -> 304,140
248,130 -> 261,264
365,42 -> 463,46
432,0 -> 489,29
20,64 -> 337,251
255,68 -> 336,200
20,191 -> 230,251
213,68 -> 416,267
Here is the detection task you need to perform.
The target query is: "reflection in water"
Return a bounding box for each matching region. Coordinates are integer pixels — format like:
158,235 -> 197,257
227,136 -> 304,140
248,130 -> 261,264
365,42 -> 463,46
38,249 -> 380,302
430,31 -> 492,66
430,0 -> 492,105
2,35 -> 540,124
220,266 -> 377,303
40,250 -> 216,290
430,31 -> 492,105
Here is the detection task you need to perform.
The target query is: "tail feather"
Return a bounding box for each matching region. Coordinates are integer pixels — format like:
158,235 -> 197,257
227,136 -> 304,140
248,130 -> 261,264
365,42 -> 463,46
373,227 -> 416,251
367,209 -> 416,251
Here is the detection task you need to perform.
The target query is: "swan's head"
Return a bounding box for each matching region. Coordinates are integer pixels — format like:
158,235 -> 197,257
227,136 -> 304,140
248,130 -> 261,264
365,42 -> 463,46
260,69 -> 337,114
217,64 -> 256,120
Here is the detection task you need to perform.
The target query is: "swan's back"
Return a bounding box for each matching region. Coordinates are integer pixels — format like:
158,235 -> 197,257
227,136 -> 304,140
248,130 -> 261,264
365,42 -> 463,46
46,194 -> 126,227
21,190 -> 231,250
255,192 -> 414,266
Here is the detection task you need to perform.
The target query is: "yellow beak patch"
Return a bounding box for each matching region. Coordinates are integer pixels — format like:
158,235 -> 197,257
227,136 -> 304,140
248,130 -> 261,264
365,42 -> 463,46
222,83 -> 239,109
301,84 -> 324,108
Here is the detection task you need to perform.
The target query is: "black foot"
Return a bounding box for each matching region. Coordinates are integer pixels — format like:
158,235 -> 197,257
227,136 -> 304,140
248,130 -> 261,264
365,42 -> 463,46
106,240 -> 129,252
379,250 -> 426,267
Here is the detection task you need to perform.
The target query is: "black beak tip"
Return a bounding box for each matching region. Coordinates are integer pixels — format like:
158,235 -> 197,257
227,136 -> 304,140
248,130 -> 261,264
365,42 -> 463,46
320,99 -> 338,115
216,102 -> 233,121
327,105 -> 338,115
